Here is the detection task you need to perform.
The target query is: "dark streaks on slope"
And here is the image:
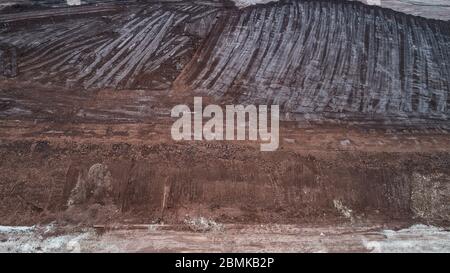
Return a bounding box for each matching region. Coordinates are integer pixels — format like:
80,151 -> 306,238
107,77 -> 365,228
0,44 -> 17,77
0,0 -> 449,124
0,3 -> 124,24
181,0 -> 450,123
0,1 -> 222,90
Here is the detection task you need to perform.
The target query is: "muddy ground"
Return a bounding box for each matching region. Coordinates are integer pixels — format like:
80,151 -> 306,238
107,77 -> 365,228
1,86 -> 450,231
0,79 -> 449,228
0,83 -> 449,251
1,223 -> 449,253
0,0 -> 449,252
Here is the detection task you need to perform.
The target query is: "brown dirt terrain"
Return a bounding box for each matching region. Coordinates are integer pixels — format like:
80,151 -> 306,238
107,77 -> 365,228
0,83 -> 449,227
0,0 -> 449,252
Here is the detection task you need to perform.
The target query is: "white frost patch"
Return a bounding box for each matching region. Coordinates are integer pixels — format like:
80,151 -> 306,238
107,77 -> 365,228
0,225 -> 34,233
231,0 -> 279,8
40,233 -> 90,253
363,225 -> 450,253
340,139 -> 351,146
366,0 -> 381,5
67,0 -> 81,6
0,225 -> 94,253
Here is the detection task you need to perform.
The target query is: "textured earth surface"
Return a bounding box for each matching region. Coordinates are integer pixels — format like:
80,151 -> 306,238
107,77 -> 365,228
180,0 -> 450,123
0,0 -> 449,252
1,0 -> 449,123
1,1 -> 450,20
1,224 -> 450,252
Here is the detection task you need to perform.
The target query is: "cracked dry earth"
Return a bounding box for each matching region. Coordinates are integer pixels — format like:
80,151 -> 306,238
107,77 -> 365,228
0,0 -> 449,252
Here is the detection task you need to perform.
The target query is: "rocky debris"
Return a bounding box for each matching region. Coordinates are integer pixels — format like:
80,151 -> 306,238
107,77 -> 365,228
68,163 -> 113,206
333,200 -> 354,222
183,216 -> 223,232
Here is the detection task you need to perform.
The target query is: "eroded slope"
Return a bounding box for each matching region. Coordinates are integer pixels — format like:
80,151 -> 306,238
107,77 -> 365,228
0,1 -> 222,90
180,0 -> 450,123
